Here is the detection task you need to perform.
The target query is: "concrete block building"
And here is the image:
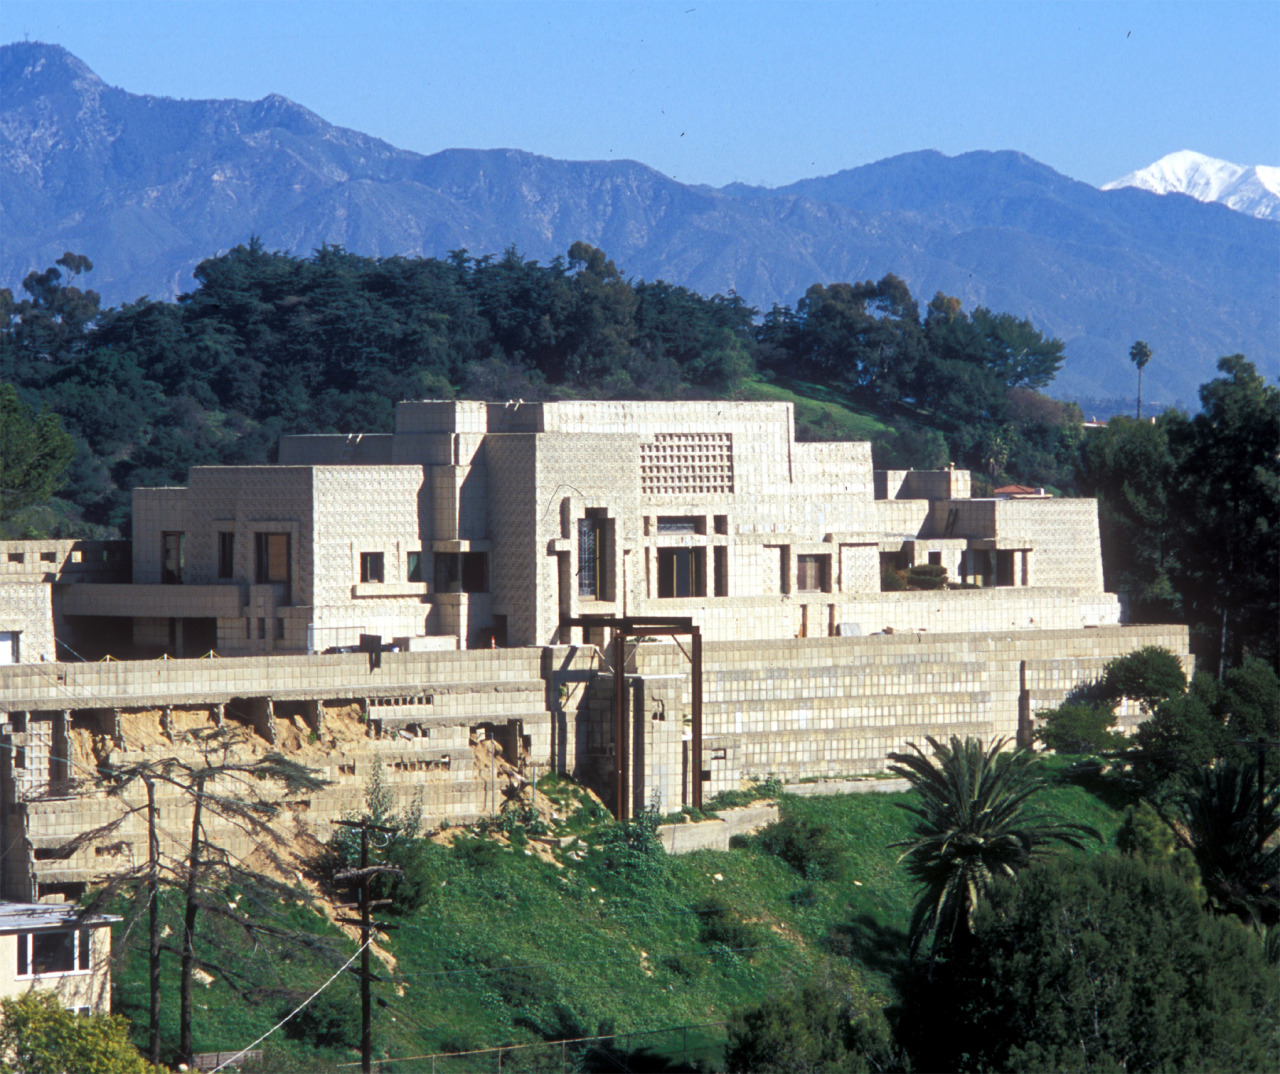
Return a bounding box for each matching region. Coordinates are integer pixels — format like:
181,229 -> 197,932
50,399 -> 1118,657
0,399 -> 1189,902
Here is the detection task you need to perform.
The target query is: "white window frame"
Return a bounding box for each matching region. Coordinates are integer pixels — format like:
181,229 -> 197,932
14,928 -> 93,979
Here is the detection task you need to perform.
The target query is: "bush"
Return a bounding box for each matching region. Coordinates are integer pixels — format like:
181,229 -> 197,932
905,563 -> 948,589
281,987 -> 361,1049
694,897 -> 766,958
923,854 -> 1277,1073
880,564 -> 908,591
1036,702 -> 1124,755
1099,646 -> 1187,713
755,814 -> 843,881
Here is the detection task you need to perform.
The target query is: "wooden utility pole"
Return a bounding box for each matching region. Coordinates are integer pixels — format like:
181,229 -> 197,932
144,776 -> 161,1073
332,819 -> 401,1074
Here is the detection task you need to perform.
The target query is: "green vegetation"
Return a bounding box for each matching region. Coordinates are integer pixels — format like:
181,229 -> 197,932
102,768 -> 1129,1070
0,992 -> 159,1074
887,737 -> 1100,965
2,244 -> 1080,535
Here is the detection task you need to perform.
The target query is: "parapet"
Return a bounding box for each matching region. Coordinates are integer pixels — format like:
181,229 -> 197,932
874,468 -> 971,500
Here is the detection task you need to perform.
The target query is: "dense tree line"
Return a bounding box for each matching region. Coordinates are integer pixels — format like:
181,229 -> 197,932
2,243 -> 1076,532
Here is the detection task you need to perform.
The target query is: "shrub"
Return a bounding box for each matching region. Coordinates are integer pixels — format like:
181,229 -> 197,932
1036,701 -> 1124,755
905,563 -> 948,589
694,897 -> 765,958
755,814 -> 843,881
1099,646 -> 1187,713
281,987 -> 361,1049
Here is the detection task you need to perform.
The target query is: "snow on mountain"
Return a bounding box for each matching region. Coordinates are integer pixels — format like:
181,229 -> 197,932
1103,150 -> 1280,222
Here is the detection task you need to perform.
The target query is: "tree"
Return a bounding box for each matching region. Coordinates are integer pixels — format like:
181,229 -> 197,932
1168,355 -> 1280,671
1129,339 -> 1152,419
1097,645 -> 1187,713
888,736 -> 1098,966
0,991 -> 160,1074
55,729 -> 332,1068
0,383 -> 75,514
937,854 -> 1277,1073
726,984 -> 901,1074
1167,760 -> 1280,928
1035,702 -> 1124,756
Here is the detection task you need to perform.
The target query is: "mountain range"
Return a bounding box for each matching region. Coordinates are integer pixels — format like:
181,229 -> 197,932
2,41 -> 1276,404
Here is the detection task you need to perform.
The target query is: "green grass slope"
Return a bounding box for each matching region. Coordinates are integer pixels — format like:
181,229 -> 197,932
110,766 -> 1128,1071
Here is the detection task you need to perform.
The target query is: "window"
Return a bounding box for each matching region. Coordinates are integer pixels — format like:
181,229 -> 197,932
928,551 -> 942,566
360,552 -> 384,584
407,551 -> 423,583
257,618 -> 266,640
714,546 -> 729,597
578,518 -> 603,597
254,533 -> 290,584
657,548 -> 705,598
39,551 -> 56,563
656,516 -> 703,535
434,553 -> 488,594
161,532 -> 184,585
218,532 -> 235,579
16,929 -> 91,977
713,515 -> 729,535
7,552 -> 24,564
797,554 -> 831,593
275,617 -> 285,640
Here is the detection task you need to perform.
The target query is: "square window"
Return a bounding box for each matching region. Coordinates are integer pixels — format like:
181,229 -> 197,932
360,552 -> 384,584
39,551 -> 56,563
657,548 -> 705,598
797,554 -> 831,593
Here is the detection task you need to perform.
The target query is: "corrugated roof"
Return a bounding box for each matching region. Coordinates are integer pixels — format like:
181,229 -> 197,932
0,902 -> 120,933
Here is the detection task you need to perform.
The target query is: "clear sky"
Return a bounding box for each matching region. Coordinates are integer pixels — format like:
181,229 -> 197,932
3,0 -> 1276,189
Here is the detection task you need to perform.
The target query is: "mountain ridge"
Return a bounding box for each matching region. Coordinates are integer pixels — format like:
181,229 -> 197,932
2,41 -> 1276,404
1103,150 -> 1280,221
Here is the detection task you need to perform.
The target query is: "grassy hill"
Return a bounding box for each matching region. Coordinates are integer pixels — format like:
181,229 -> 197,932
110,762 -> 1127,1071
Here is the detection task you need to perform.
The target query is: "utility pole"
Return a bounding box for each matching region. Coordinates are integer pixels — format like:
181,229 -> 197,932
144,776 -> 161,1073
332,819 -> 401,1074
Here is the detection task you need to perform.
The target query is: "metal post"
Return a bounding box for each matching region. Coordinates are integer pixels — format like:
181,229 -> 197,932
145,777 -> 161,1073
691,628 -> 703,810
360,824 -> 371,1074
615,630 -> 627,819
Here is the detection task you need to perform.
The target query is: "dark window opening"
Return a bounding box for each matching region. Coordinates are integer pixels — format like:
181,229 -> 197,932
797,554 -> 830,593
657,548 -> 706,598
996,550 -> 1016,587
254,533 -> 290,602
161,532 -> 184,585
360,552 -> 384,584
713,515 -> 729,535
928,551 -> 942,567
28,931 -> 76,975
656,516 -> 704,535
407,551 -> 423,583
6,553 -> 23,564
714,546 -> 729,597
435,553 -> 488,593
275,617 -> 285,640
39,551 -> 56,563
257,618 -> 266,640
218,532 -> 235,579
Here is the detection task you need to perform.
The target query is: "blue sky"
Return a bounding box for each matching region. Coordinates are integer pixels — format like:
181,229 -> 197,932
3,1 -> 1277,188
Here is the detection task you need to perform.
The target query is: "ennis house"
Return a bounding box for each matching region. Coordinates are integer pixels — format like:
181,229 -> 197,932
58,399 -> 1117,656
0,400 -> 1187,902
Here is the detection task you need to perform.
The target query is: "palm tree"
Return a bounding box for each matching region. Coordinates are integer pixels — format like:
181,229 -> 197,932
1167,760 -> 1279,928
1129,340 -> 1153,419
889,736 -> 1099,966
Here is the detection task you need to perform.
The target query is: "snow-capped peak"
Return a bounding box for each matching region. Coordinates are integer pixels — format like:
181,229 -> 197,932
1102,150 -> 1280,222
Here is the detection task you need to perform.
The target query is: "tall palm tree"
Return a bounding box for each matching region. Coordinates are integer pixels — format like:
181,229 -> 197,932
889,736 -> 1099,966
1167,760 -> 1280,928
1129,340 -> 1153,419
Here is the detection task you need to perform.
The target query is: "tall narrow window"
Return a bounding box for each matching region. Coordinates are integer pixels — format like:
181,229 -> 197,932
161,532 -> 184,585
578,517 -> 603,597
217,532 -> 235,579
714,546 -> 729,597
407,551 -> 423,583
254,533 -> 290,584
360,552 -> 384,583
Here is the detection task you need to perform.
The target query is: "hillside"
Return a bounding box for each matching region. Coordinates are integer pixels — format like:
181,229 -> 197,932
110,770 -> 1128,1070
3,41 -> 1277,404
